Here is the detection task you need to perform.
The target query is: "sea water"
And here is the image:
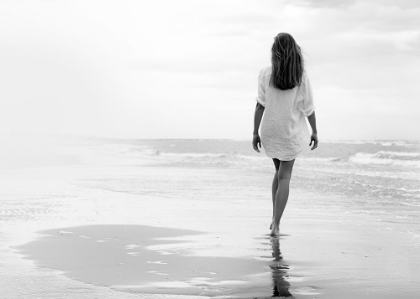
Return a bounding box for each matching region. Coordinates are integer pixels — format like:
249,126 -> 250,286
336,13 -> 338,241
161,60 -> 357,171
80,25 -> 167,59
67,138 -> 420,232
92,138 -> 420,205
4,137 -> 418,239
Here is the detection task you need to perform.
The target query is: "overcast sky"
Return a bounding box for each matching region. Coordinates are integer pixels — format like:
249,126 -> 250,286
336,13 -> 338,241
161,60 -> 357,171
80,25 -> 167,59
1,0 -> 419,140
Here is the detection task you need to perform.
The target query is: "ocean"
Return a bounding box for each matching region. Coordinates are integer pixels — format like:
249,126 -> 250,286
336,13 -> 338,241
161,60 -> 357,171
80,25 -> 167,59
54,138 -> 420,234
54,137 -> 420,243
87,138 -> 420,208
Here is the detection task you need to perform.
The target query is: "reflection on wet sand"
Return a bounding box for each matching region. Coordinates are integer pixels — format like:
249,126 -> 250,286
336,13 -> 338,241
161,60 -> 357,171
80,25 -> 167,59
16,224 -> 300,298
15,225 -> 270,297
270,237 -> 293,298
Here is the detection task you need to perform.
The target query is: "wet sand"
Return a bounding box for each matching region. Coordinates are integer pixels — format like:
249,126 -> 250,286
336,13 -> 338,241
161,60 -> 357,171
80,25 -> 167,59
2,140 -> 420,298
16,225 -> 269,297
11,211 -> 420,298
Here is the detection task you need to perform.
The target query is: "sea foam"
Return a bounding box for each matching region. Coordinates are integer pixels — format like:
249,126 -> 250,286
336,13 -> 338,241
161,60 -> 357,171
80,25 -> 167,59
349,151 -> 420,168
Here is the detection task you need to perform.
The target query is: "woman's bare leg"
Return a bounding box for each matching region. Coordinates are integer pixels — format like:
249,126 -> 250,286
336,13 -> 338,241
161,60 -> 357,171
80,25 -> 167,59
271,159 -> 295,236
270,159 -> 280,229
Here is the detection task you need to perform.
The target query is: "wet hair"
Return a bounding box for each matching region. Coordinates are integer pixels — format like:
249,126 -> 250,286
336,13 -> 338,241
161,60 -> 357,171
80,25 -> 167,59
270,33 -> 304,90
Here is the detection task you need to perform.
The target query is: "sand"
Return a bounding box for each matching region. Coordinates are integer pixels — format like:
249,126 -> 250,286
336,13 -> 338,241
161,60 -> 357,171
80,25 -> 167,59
1,140 -> 420,298
11,208 -> 420,298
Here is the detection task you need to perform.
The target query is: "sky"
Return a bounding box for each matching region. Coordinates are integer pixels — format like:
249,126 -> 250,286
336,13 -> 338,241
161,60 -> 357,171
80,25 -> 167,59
0,0 -> 419,140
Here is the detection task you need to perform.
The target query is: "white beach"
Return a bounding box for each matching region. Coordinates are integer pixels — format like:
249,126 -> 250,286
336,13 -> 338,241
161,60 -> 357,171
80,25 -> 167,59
1,138 -> 420,298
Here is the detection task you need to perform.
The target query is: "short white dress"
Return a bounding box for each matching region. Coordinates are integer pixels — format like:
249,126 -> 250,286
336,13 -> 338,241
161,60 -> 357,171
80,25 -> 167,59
255,66 -> 315,161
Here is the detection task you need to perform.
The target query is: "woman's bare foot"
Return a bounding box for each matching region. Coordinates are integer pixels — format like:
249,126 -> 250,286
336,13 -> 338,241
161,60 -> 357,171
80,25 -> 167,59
270,218 -> 274,230
270,225 -> 280,237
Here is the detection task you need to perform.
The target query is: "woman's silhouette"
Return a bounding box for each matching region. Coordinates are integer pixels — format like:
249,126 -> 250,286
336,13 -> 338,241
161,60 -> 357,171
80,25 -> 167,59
252,33 -> 318,236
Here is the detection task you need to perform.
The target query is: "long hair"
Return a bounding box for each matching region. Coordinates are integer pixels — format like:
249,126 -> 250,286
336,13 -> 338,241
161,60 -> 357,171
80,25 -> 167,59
270,33 -> 304,90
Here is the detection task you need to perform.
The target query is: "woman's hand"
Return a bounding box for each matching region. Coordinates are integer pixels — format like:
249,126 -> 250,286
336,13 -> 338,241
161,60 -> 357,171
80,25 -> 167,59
309,133 -> 318,150
253,134 -> 262,153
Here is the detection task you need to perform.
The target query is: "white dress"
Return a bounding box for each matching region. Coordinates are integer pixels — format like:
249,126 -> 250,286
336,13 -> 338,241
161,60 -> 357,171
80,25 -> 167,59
255,66 -> 315,161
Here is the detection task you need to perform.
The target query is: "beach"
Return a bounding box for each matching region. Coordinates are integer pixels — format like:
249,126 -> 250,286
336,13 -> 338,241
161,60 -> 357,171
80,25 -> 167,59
1,137 -> 420,298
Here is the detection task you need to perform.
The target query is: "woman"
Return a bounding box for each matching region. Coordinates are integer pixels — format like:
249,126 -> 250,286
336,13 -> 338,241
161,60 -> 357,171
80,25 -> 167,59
252,33 -> 318,237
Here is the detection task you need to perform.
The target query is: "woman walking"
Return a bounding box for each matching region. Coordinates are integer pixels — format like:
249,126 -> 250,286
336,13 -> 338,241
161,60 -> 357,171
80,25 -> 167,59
252,33 -> 318,237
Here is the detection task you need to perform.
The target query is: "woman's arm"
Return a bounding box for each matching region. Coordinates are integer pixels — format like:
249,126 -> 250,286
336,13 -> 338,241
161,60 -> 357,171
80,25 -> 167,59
307,111 -> 318,150
253,103 -> 265,152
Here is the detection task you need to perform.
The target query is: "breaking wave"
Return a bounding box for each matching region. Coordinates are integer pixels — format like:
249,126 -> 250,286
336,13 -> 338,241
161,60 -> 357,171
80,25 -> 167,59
349,151 -> 420,168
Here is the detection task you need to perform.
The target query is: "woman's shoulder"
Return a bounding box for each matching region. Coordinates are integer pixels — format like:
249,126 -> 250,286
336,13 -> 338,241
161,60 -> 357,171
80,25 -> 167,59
259,66 -> 272,77
303,70 -> 311,81
299,70 -> 310,88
